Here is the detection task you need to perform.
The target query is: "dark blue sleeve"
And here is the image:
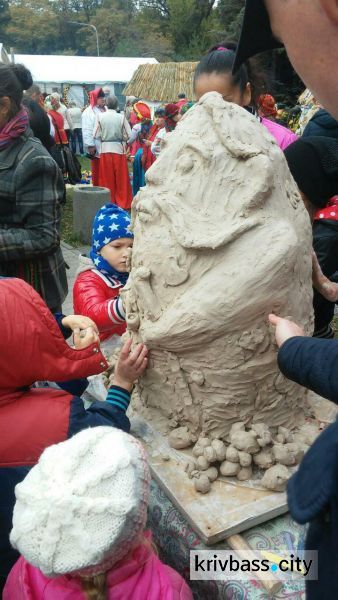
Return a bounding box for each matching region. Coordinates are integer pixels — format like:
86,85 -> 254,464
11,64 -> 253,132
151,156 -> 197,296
278,336 -> 338,403
56,378 -> 89,397
68,385 -> 131,437
54,313 -> 72,340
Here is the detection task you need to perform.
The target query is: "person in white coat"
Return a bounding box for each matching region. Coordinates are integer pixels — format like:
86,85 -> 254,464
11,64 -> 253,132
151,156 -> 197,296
82,88 -> 107,185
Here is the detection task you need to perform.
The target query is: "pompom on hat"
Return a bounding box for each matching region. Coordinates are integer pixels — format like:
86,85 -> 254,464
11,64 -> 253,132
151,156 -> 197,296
10,427 -> 150,578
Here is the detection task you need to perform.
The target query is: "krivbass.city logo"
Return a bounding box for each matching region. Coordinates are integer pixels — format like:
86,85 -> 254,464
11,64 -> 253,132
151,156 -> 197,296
190,550 -> 318,582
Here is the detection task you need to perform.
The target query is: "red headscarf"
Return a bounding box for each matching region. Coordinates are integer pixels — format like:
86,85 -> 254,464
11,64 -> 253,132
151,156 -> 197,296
89,87 -> 105,108
133,101 -> 151,121
164,103 -> 180,131
258,94 -> 277,118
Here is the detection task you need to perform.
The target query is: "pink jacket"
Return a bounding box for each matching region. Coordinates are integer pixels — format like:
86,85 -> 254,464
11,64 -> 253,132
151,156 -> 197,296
4,533 -> 193,600
261,117 -> 298,150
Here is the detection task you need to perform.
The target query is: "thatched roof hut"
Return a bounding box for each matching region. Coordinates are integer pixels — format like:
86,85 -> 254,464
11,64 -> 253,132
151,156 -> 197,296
123,61 -> 197,103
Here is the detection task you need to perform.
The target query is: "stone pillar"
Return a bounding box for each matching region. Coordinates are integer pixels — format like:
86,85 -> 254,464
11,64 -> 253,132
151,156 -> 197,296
73,185 -> 111,244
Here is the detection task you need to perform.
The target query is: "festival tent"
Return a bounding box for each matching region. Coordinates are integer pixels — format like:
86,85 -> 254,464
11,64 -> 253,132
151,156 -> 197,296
13,54 -> 158,107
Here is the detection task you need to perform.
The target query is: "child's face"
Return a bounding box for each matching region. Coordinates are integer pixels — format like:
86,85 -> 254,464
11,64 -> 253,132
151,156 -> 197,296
99,237 -> 133,272
194,72 -> 251,108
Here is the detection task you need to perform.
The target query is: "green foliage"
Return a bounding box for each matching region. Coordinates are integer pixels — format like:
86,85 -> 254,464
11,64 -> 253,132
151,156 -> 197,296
1,0 -> 301,106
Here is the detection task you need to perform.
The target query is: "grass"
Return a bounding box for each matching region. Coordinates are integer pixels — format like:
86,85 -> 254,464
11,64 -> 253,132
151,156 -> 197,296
61,156 -> 91,247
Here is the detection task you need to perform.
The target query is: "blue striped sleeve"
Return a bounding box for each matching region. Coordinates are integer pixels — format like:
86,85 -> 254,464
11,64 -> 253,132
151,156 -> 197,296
106,385 -> 131,412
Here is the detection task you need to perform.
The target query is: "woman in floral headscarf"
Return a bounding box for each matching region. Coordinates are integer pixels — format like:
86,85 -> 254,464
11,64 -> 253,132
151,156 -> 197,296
151,103 -> 182,158
128,101 -> 152,159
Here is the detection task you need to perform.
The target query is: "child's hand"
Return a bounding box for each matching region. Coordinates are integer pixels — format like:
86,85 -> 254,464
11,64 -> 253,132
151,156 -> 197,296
73,326 -> 100,350
113,338 -> 148,392
61,315 -> 99,334
312,250 -> 338,302
269,314 -> 305,348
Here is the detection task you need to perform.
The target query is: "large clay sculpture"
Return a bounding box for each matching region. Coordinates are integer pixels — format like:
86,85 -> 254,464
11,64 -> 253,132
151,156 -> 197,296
123,91 -> 313,441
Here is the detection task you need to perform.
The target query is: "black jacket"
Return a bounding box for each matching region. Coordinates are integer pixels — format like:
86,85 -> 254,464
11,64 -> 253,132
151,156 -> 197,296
303,108 -> 338,140
278,337 -> 338,599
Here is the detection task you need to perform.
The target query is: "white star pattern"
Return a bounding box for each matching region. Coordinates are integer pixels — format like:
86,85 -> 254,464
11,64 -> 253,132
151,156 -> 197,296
97,225 -> 104,233
97,214 -> 104,221
94,257 -> 100,266
103,237 -> 110,244
93,240 -> 100,248
109,214 -> 118,220
124,215 -> 130,222
109,223 -> 119,231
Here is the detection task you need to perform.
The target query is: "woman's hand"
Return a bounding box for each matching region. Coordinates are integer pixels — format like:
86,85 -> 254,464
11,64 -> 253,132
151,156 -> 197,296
268,314 -> 305,348
61,315 -> 99,334
113,338 -> 148,392
312,250 -> 338,302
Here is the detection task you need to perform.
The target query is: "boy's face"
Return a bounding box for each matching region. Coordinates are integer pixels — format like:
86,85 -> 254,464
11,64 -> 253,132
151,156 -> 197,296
99,237 -> 133,272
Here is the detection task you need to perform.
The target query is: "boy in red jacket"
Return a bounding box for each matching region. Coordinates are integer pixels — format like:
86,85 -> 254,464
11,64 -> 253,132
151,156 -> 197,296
73,203 -> 133,351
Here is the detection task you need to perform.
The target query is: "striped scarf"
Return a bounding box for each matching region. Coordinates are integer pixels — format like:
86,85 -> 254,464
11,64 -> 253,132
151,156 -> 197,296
0,107 -> 29,150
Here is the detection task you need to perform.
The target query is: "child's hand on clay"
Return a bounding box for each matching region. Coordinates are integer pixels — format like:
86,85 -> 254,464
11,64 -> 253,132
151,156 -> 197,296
61,315 -> 99,334
73,326 -> 100,350
312,250 -> 338,302
269,314 -> 305,348
113,338 -> 148,392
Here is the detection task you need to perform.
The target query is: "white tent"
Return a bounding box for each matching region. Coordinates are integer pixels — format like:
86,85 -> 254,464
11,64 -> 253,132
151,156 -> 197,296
14,54 -> 158,84
14,54 -> 158,106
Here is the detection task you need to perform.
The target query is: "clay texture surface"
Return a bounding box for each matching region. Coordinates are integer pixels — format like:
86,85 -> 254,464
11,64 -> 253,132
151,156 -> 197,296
123,91 -> 313,439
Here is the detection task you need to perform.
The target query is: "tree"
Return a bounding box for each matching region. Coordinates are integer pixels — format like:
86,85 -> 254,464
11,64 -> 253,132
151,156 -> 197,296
210,0 -> 245,40
6,0 -> 60,53
138,0 -> 217,58
0,0 -> 11,45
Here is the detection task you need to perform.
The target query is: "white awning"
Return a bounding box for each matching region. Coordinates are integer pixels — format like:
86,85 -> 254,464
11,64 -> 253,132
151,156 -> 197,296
14,54 -> 158,84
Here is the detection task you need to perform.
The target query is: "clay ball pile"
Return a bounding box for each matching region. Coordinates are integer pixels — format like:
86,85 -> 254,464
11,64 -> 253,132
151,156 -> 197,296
169,422 -> 311,494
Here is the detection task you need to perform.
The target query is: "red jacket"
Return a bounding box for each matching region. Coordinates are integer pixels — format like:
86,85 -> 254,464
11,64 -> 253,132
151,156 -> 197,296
0,278 -> 131,583
73,255 -> 126,342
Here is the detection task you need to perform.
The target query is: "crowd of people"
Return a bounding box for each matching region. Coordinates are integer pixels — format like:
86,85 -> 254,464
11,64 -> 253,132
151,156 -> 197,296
0,0 -> 338,598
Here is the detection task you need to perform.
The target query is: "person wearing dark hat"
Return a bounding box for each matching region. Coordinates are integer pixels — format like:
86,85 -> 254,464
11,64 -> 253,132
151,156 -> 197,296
234,0 -> 338,120
303,107 -> 338,140
267,138 -> 338,598
284,136 -> 338,338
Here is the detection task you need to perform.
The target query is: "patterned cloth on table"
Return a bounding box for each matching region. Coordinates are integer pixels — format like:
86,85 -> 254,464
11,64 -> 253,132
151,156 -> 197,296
148,479 -> 306,599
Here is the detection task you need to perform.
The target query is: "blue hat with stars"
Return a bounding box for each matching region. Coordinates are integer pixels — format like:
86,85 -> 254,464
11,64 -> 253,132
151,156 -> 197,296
91,204 -> 133,252
90,204 -> 133,284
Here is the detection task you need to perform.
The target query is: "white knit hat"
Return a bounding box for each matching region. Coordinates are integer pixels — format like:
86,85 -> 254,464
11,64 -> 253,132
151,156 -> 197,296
10,427 -> 150,578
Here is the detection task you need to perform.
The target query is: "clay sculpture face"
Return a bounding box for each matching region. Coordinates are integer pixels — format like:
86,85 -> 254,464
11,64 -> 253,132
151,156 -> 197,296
123,91 -> 313,440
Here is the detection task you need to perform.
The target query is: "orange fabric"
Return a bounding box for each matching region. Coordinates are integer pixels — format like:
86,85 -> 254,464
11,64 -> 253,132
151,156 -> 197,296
91,158 -> 100,186
49,110 -> 68,144
99,153 -> 132,210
